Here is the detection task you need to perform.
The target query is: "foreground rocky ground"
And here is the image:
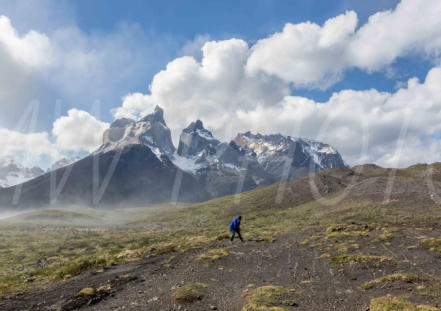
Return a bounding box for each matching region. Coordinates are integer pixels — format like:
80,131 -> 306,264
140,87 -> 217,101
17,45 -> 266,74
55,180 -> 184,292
3,164 -> 441,310
2,222 -> 441,311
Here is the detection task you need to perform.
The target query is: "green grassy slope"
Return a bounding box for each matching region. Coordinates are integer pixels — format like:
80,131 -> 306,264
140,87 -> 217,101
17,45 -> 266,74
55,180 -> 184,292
1,163 -> 441,296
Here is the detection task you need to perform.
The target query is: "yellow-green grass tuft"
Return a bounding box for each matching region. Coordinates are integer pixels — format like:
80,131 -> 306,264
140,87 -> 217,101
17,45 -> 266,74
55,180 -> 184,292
370,295 -> 439,311
242,285 -> 296,311
421,238 -> 441,253
330,254 -> 392,264
334,242 -> 359,254
76,287 -> 94,296
197,248 -> 229,261
372,233 -> 395,243
172,282 -> 207,304
326,231 -> 368,240
361,273 -> 421,290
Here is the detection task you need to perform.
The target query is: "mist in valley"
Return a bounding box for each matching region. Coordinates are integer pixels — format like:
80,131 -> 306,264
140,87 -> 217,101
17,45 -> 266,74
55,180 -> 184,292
0,203 -> 186,229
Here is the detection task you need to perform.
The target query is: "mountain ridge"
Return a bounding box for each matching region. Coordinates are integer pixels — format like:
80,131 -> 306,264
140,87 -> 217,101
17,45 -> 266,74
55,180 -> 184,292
0,106 -> 348,208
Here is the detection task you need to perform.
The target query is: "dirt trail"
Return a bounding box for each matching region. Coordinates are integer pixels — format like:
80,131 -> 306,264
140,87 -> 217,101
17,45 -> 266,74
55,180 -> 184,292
1,225 -> 441,311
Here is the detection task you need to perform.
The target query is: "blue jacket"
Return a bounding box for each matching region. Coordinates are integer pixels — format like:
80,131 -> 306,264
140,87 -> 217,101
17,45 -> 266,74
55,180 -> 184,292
229,217 -> 241,231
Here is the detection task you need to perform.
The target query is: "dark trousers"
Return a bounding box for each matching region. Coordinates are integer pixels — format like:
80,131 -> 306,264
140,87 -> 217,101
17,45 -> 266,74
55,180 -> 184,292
230,228 -> 243,242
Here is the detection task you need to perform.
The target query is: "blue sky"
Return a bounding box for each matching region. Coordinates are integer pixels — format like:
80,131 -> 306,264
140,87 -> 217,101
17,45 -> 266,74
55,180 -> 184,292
73,0 -> 421,99
74,0 -> 429,100
72,0 -> 396,38
0,0 -> 408,124
1,0 -> 441,169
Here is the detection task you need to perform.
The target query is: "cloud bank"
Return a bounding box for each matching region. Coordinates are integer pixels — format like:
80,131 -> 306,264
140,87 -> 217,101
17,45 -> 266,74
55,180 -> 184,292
0,109 -> 108,168
247,0 -> 441,87
52,109 -> 109,153
0,2 -> 170,168
0,4 -> 173,125
113,0 -> 441,167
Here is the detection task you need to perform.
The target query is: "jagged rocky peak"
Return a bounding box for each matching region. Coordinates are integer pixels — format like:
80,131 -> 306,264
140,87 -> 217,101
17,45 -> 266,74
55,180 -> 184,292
138,105 -> 175,155
183,120 -> 204,133
100,105 -> 175,156
234,131 -> 290,155
233,131 -> 347,178
235,131 -> 334,156
140,105 -> 165,124
103,118 -> 135,144
177,120 -> 220,156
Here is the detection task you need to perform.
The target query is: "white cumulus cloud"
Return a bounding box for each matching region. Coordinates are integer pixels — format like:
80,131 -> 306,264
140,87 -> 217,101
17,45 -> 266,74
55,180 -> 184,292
0,15 -> 53,113
234,65 -> 441,167
0,128 -> 60,167
113,38 -> 289,140
0,109 -> 109,167
3,0 -> 441,169
0,15 -> 52,68
348,0 -> 441,70
246,10 -> 358,88
112,0 -> 441,168
247,0 -> 441,88
0,108 -> 109,168
52,109 -> 109,153
0,9 -> 174,127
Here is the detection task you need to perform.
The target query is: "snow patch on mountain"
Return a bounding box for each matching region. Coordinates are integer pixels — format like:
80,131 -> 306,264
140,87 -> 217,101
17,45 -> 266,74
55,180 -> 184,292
96,106 -> 347,183
223,162 -> 246,172
195,128 -> 216,141
0,105 -> 349,206
171,153 -> 203,174
300,139 -> 344,169
233,131 -> 347,178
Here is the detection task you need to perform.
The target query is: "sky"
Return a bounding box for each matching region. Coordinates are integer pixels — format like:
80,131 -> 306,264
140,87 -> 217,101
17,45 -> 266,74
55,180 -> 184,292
0,0 -> 441,169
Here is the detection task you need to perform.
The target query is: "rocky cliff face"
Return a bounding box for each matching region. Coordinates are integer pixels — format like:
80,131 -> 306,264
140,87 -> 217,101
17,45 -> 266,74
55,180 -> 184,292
233,132 -> 348,179
172,120 -> 347,197
100,106 -> 175,156
177,120 -> 220,157
173,122 -> 260,197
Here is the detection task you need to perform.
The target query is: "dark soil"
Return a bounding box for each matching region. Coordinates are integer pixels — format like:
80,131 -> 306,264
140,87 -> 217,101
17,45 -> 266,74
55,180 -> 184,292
2,223 -> 441,311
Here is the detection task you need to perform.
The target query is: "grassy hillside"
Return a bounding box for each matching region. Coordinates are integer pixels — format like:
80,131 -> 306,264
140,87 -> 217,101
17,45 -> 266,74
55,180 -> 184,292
1,163 -> 441,309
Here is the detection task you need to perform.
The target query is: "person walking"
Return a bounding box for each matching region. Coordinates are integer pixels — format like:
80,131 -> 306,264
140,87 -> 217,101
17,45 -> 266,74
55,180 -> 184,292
229,216 -> 244,242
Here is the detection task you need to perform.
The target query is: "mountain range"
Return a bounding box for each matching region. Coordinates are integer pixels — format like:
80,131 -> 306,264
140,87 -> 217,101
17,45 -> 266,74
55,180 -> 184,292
0,158 -> 44,188
0,106 -> 347,209
0,157 -> 80,188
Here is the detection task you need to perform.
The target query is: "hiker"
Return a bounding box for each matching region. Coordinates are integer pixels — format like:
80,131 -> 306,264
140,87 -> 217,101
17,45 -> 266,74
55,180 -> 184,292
229,216 -> 244,242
